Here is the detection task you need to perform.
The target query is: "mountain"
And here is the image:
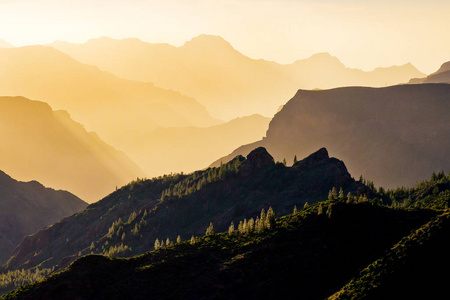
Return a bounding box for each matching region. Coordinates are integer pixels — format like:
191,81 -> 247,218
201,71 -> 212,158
0,96 -> 144,202
212,84 -> 450,189
0,170 -> 87,264
2,201 -> 437,299
0,39 -> 14,48
49,35 -> 425,120
125,114 -> 271,176
409,60 -> 450,84
329,210 -> 450,300
0,45 -> 219,150
3,147 -> 367,273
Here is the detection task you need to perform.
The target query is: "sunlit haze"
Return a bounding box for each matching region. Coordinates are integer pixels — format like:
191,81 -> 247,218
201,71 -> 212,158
1,0 -> 448,74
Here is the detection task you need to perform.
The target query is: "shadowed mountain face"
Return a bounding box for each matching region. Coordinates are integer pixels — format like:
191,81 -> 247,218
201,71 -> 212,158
212,84 -> 450,189
126,114 -> 271,176
49,35 -> 425,119
0,170 -> 87,264
409,61 -> 450,84
4,147 -> 366,273
0,96 -> 144,202
0,46 -> 219,150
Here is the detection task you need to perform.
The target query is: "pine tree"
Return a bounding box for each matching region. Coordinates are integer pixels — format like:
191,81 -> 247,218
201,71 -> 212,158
282,158 -> 287,166
248,218 -> 255,231
266,207 -> 276,229
293,205 -> 298,214
205,222 -> 214,236
166,237 -> 171,246
303,202 -> 309,209
177,235 -> 181,243
331,187 -> 337,199
190,236 -> 195,245
154,238 -> 160,250
293,155 -> 298,164
339,188 -> 344,201
228,222 -> 235,234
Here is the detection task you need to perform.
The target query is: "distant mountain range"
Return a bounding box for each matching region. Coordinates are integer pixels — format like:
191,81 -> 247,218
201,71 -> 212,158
0,45 -> 219,151
4,147 -> 367,273
0,96 -> 143,202
212,84 -> 450,189
50,35 -> 426,119
409,60 -> 450,84
0,170 -> 87,264
126,114 -> 270,176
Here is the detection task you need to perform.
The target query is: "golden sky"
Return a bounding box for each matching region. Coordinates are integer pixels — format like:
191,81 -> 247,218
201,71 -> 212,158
0,0 -> 448,74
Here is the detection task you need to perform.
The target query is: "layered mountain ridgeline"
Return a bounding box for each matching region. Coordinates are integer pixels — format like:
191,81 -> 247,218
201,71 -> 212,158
127,114 -> 270,176
0,170 -> 87,264
213,84 -> 450,189
409,61 -> 450,84
0,45 -> 219,150
49,35 -> 425,119
329,210 -> 450,300
4,147 -> 367,274
2,201 -> 438,300
0,96 -> 143,202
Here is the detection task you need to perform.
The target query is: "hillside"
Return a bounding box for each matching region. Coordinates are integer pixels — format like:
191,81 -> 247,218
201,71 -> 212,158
409,61 -> 450,84
329,210 -> 450,299
2,201 -> 437,300
49,35 -> 425,119
213,84 -> 450,189
0,96 -> 143,202
0,170 -> 87,264
0,46 -> 218,150
3,147 -> 366,273
127,114 -> 270,176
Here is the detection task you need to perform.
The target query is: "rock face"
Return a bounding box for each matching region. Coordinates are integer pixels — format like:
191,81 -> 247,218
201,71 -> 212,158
0,170 -> 87,264
212,84 -> 450,189
5,147 -> 364,272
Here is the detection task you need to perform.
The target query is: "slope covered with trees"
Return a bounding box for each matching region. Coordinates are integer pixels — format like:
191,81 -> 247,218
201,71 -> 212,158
2,201 -> 437,300
213,84 -> 450,189
0,170 -> 87,264
3,147 -> 366,274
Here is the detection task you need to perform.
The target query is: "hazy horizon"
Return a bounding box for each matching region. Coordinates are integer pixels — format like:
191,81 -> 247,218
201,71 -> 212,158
1,0 -> 449,74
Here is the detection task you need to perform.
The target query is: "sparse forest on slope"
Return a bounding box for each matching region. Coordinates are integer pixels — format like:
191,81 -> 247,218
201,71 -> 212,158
213,84 -> 450,189
1,201 -> 437,300
0,96 -> 143,202
0,170 -> 87,264
3,147 -> 366,274
49,35 -> 425,119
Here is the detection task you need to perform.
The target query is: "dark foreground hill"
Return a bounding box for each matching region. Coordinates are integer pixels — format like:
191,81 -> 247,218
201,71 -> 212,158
2,201 -> 437,300
4,147 -> 366,273
213,84 -> 450,189
0,171 -> 87,264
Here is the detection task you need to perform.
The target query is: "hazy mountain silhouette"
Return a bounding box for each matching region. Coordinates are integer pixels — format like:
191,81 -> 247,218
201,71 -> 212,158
409,61 -> 450,84
4,147 -> 367,273
0,96 -> 144,202
0,170 -> 87,264
125,114 -> 270,176
50,35 -> 425,119
212,84 -> 450,189
0,39 -> 14,48
0,46 -> 219,150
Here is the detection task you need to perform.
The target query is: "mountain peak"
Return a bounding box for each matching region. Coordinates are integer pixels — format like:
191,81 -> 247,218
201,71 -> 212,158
244,147 -> 275,170
293,147 -> 329,168
183,34 -> 235,51
0,38 -> 14,48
